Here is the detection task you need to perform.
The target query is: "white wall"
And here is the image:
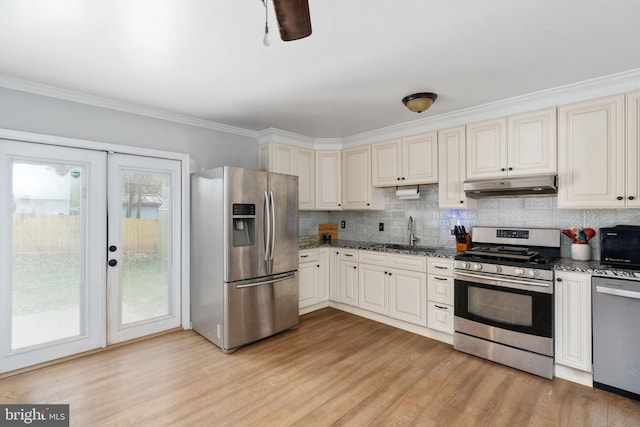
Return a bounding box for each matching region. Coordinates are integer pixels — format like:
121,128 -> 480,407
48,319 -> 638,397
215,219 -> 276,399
0,87 -> 259,171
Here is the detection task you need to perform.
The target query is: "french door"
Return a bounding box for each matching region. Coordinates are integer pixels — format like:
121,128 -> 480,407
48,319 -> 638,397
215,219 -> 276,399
0,140 -> 182,373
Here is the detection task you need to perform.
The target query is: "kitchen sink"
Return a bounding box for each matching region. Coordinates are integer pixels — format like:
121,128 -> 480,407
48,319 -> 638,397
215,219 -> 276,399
370,243 -> 435,252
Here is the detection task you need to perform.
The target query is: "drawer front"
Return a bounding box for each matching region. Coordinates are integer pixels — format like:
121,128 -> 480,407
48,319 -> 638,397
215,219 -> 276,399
341,249 -> 359,261
388,254 -> 427,272
359,250 -> 388,265
427,274 -> 454,305
299,249 -> 319,263
427,258 -> 454,276
428,301 -> 454,334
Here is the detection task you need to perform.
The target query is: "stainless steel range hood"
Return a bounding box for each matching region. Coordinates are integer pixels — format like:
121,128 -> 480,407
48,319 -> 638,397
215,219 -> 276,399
463,175 -> 557,198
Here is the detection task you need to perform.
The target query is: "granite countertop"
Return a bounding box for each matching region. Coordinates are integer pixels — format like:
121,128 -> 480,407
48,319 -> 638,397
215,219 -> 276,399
299,239 -> 457,259
554,258 -> 640,280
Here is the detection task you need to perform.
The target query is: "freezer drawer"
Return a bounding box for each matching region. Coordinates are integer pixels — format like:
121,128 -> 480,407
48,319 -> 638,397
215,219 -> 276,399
592,277 -> 640,400
224,272 -> 299,352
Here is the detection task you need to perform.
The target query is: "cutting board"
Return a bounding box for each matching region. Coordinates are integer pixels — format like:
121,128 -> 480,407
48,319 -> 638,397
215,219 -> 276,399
318,223 -> 338,242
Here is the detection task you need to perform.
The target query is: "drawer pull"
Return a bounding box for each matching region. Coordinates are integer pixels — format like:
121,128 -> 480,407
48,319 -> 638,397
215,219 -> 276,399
434,265 -> 448,270
434,304 -> 448,310
434,277 -> 448,281
300,255 -> 309,258
345,253 -> 354,257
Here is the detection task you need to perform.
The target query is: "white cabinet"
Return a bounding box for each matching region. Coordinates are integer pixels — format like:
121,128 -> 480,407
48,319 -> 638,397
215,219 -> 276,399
388,269 -> 427,326
315,150 -> 342,210
558,92 -> 639,208
318,248 -> 330,302
298,249 -> 321,309
259,142 -> 315,210
359,263 -> 388,315
427,258 -> 454,334
437,125 -> 475,209
371,132 -> 438,187
342,146 -> 384,210
466,117 -> 507,179
554,271 -> 592,373
358,251 -> 427,326
466,108 -> 556,179
329,248 -> 342,302
340,250 -> 359,307
507,108 -> 557,177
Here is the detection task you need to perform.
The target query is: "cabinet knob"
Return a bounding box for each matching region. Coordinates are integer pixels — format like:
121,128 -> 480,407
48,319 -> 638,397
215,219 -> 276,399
460,200 -> 464,204
556,278 -> 562,282
629,196 -> 635,201
508,167 -> 513,171
388,272 -> 392,276
617,196 -> 624,201
353,266 -> 357,269
501,168 -> 506,172
338,203 -> 341,206
367,203 -> 370,206
317,265 -> 320,268
397,177 -> 401,181
401,177 -> 405,180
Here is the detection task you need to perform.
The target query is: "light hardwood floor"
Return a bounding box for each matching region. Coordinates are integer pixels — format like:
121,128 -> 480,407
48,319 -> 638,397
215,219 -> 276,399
1,308 -> 639,426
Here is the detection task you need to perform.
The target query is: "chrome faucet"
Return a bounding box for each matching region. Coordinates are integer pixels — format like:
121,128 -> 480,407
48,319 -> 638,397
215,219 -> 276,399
408,216 -> 418,247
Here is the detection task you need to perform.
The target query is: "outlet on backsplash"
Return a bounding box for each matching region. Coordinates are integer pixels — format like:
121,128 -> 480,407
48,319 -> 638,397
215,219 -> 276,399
379,222 -> 384,231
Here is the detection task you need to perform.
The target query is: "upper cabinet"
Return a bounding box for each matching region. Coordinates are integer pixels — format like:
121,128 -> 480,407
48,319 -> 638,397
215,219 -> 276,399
315,150 -> 342,210
342,146 -> 384,210
259,142 -> 315,210
466,108 -> 557,179
557,94 -> 634,208
438,125 -> 475,209
371,132 -> 438,187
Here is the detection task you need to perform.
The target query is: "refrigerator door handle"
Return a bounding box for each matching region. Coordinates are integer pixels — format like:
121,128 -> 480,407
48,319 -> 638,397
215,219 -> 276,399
270,190 -> 276,261
234,272 -> 296,289
264,190 -> 270,261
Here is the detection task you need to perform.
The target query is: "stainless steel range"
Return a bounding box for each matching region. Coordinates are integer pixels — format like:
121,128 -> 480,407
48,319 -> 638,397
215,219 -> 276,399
453,226 -> 560,379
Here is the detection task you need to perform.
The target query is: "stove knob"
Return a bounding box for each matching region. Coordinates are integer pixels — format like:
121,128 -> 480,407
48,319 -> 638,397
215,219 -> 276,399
528,269 -> 539,278
462,262 -> 471,269
473,263 -> 483,271
514,267 -> 525,275
495,265 -> 502,273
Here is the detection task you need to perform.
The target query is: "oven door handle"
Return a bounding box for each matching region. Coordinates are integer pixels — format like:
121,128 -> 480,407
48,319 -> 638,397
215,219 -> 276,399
454,271 -> 551,289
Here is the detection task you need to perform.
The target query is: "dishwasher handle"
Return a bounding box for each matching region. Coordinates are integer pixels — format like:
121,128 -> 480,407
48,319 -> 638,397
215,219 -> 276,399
596,285 -> 640,300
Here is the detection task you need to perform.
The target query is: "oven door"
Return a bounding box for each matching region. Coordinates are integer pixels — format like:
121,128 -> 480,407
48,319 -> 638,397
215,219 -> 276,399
454,271 -> 553,356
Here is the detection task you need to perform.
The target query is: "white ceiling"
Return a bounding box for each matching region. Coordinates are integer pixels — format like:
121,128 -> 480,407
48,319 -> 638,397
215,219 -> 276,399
1,0 -> 640,138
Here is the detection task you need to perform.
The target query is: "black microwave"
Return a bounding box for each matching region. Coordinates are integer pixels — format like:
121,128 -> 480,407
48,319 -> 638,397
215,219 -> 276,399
600,225 -> 640,269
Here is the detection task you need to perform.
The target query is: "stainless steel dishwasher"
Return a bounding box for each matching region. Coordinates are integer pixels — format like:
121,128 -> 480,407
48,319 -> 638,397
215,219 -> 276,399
592,276 -> 640,400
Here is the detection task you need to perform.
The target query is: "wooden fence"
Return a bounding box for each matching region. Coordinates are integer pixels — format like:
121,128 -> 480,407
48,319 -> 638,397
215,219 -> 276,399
12,214 -> 159,252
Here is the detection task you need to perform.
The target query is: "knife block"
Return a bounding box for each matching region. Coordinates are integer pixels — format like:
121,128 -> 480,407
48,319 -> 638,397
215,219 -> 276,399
455,234 -> 471,252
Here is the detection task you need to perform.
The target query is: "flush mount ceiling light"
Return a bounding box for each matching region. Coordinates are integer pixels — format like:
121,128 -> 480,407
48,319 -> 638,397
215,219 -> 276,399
402,92 -> 438,113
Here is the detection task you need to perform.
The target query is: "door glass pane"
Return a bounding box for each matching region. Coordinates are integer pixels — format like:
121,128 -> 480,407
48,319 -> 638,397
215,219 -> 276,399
11,162 -> 84,350
120,171 -> 172,325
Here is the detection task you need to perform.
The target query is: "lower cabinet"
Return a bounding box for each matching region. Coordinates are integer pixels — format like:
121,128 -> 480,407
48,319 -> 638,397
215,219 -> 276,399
426,258 -> 454,334
340,249 -> 360,307
299,249 -> 321,309
359,264 -> 388,315
555,271 -> 592,373
388,269 -> 427,325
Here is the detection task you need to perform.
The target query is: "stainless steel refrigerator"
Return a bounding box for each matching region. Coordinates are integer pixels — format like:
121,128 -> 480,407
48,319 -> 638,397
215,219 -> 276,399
191,167 -> 299,353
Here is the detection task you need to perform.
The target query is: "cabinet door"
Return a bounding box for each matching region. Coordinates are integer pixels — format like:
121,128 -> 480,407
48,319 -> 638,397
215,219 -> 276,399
371,139 -> 401,187
508,108 -> 557,176
318,248 -> 330,302
296,147 -> 315,210
329,249 -> 341,302
340,260 -> 359,307
438,126 -> 474,208
402,132 -> 438,185
388,269 -> 427,326
270,143 -> 294,175
299,261 -> 320,309
315,150 -> 342,210
342,146 -> 372,209
466,117 -> 508,179
359,264 -> 388,315
558,95 -> 625,208
627,91 -> 640,207
554,271 -> 592,372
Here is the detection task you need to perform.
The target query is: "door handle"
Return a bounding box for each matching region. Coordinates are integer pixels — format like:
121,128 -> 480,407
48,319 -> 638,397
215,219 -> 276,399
269,191 -> 276,261
264,190 -> 270,261
108,259 -> 117,267
596,285 -> 640,300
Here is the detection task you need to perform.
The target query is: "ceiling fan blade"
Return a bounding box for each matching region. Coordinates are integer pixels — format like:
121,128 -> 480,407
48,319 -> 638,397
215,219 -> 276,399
272,0 -> 312,41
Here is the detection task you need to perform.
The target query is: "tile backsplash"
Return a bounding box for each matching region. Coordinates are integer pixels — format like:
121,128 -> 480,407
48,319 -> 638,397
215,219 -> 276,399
299,185 -> 640,259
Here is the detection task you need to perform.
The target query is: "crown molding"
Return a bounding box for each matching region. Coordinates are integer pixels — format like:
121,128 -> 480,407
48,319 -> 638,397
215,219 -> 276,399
3,68 -> 640,148
342,67 -> 640,146
0,74 -> 260,139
